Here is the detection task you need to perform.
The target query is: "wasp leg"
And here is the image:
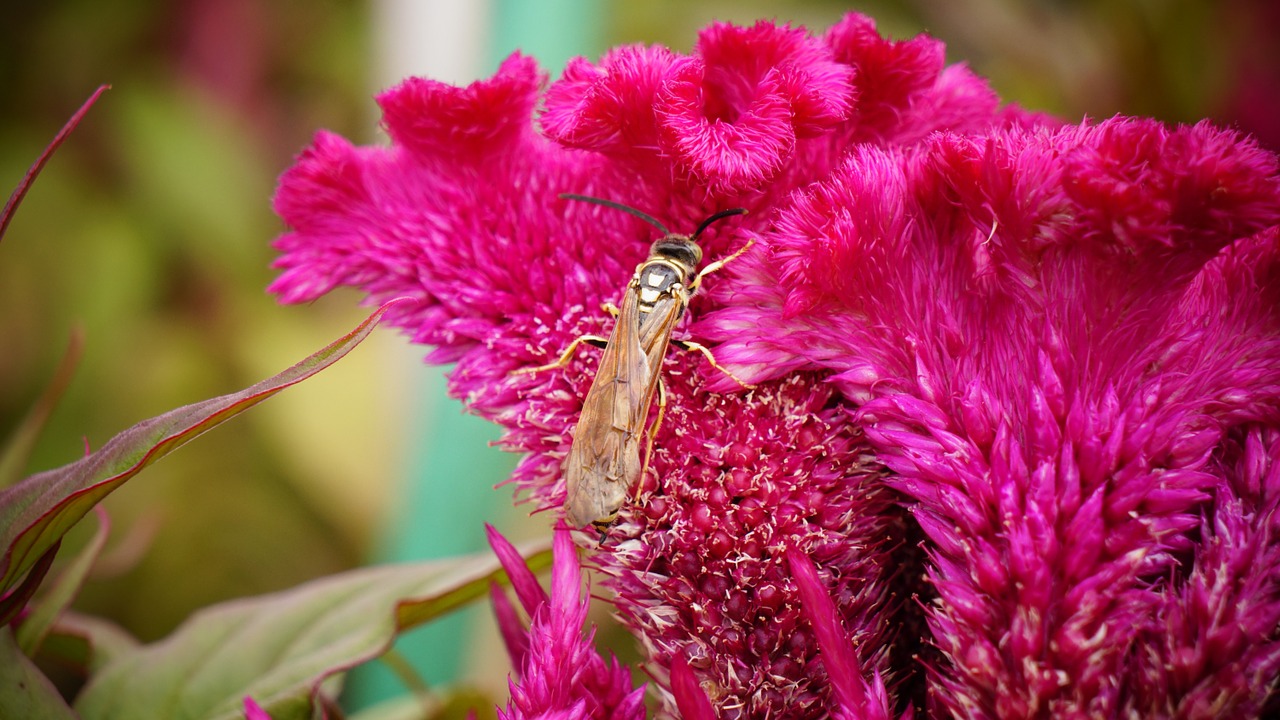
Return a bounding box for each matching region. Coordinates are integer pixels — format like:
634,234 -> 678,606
672,339 -> 756,389
512,334 -> 609,375
688,238 -> 756,291
636,376 -> 668,501
600,302 -> 621,317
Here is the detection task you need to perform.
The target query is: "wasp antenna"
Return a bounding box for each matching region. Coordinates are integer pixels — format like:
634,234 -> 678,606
560,193 -> 671,235
692,207 -> 748,240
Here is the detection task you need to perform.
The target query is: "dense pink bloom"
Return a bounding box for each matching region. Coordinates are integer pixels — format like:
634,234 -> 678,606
487,522 -> 644,720
270,10 -> 1280,719
705,122 -> 1280,716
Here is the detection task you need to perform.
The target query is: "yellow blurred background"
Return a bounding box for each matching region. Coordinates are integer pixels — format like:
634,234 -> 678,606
1,0 -> 1274,711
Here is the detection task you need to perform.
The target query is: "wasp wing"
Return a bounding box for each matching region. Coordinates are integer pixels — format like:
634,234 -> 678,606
563,286 -> 650,528
634,288 -> 684,420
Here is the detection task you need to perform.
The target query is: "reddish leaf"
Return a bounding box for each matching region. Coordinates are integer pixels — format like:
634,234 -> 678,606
0,86 -> 108,243
16,507 -> 111,655
0,299 -> 411,596
0,542 -> 59,625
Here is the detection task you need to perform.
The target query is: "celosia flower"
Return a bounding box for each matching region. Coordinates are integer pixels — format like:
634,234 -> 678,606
705,122 -> 1280,717
270,10 -> 1280,719
272,15 -> 1007,715
486,522 -> 644,719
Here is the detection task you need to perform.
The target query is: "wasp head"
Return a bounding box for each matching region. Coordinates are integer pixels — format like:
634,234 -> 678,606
650,236 -> 703,274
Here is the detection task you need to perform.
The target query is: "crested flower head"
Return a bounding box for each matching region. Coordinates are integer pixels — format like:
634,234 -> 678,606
271,10 -> 1280,718
269,18 -> 1008,713
704,120 -> 1280,716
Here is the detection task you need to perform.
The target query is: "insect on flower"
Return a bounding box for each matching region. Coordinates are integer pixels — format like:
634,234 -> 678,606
518,194 -> 755,534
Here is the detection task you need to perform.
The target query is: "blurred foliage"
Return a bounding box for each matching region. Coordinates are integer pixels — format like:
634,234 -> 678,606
0,0 -> 1274,688
0,0 -> 392,643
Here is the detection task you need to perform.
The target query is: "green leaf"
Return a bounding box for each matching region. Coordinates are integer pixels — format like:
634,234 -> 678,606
0,628 -> 78,720
0,299 -> 408,598
75,542 -> 552,720
17,507 -> 110,655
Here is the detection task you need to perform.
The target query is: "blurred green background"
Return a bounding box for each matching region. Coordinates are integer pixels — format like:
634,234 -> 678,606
1,0 -> 1275,711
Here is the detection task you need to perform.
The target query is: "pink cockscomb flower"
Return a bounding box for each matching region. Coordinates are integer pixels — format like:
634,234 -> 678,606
486,522 -> 644,720
704,121 -> 1280,716
271,13 -> 1009,716
269,10 -> 1280,719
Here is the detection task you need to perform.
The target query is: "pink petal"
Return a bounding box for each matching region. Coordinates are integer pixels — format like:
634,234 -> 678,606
485,523 -> 549,616
788,548 -> 893,720
491,581 -> 530,674
549,520 -> 582,609
540,46 -> 678,153
669,652 -> 716,720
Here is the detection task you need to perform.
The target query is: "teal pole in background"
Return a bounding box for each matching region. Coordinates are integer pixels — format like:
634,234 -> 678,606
347,0 -> 604,711
492,0 -> 605,68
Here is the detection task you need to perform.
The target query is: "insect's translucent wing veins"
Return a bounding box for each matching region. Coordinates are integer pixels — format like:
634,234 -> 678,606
563,285 -> 649,527
635,290 -> 684,426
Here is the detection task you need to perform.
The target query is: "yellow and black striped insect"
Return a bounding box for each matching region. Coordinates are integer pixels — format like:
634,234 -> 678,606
518,194 -> 754,534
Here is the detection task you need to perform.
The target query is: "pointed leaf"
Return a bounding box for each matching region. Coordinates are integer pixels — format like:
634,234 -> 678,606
17,507 -> 110,655
1,86 -> 109,243
0,299 -> 410,597
0,628 -> 78,719
243,697 -> 271,720
0,542 -> 59,625
75,541 -> 552,720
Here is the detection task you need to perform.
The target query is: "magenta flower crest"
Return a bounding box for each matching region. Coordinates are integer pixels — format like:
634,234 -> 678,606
540,20 -> 853,196
270,10 -> 1280,718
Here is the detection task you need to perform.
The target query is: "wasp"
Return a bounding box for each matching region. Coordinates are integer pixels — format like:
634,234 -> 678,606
517,195 -> 755,534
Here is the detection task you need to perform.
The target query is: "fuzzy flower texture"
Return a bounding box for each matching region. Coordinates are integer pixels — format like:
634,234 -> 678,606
270,13 -> 1280,720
